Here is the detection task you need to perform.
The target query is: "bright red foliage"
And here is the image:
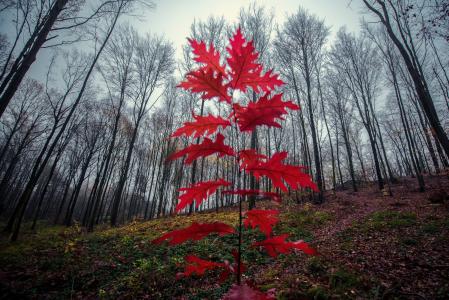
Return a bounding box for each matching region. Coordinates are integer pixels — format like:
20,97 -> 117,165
290,240 -> 318,256
253,234 -> 292,257
178,68 -> 231,103
244,209 -> 279,236
176,255 -> 225,278
253,234 -> 317,257
152,222 -> 235,245
167,133 -> 235,165
153,28 -> 318,297
232,93 -> 299,132
237,149 -> 267,169
171,114 -> 231,138
188,39 -> 226,75
245,151 -> 318,192
176,179 -> 231,212
226,28 -> 283,93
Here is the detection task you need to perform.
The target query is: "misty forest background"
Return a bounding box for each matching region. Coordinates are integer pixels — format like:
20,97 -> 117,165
0,0 -> 448,242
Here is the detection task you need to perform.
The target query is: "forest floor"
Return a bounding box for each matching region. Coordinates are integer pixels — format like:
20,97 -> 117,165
1,175 -> 449,299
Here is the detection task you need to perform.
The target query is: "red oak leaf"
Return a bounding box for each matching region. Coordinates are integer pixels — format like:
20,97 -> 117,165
178,67 -> 231,103
253,234 -> 292,257
188,39 -> 226,75
244,209 -> 279,236
152,221 -> 235,245
227,28 -> 284,93
238,149 -> 267,169
171,113 -> 231,138
176,255 -> 225,278
223,284 -> 275,300
245,151 -> 317,192
253,234 -> 317,257
176,178 -> 231,212
290,240 -> 318,255
221,189 -> 282,203
242,69 -> 284,93
167,133 -> 235,165
232,93 -> 299,132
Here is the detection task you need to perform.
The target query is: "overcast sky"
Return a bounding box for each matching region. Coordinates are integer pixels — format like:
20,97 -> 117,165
139,0 -> 363,58
27,0 -> 364,81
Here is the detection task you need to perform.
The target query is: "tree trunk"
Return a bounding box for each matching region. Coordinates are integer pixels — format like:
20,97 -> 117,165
0,0 -> 69,117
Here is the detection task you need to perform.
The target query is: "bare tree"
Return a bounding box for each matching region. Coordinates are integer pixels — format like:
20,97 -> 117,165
110,33 -> 174,226
362,0 -> 449,158
277,7 -> 329,202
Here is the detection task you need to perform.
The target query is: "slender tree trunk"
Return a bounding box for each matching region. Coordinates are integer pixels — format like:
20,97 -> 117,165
7,3 -> 123,241
0,0 -> 69,117
362,0 -> 449,158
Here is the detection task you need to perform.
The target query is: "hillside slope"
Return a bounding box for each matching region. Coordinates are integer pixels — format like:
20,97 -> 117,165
1,175 -> 449,299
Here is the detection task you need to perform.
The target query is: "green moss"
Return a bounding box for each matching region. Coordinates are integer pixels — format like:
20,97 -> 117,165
276,209 -> 331,242
285,210 -> 332,228
329,268 -> 360,291
354,210 -> 416,232
421,222 -> 440,235
307,286 -> 330,300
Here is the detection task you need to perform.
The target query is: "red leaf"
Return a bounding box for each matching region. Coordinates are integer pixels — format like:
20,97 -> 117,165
167,133 -> 235,165
221,189 -> 282,203
171,113 -> 231,138
245,151 -> 317,192
223,284 -> 275,300
152,221 -> 235,245
178,67 -> 231,103
232,93 -> 299,132
238,149 -> 267,169
243,69 -> 284,93
244,209 -> 279,236
176,255 -> 225,278
176,178 -> 231,212
290,240 -> 318,255
253,234 -> 292,257
188,39 -> 226,75
227,28 -> 284,93
253,234 -> 317,257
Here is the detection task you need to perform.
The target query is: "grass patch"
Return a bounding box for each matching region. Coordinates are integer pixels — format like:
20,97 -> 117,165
2,209 -> 314,299
329,268 -> 360,291
420,216 -> 449,236
354,210 -> 416,232
277,209 -> 332,242
306,257 -> 327,277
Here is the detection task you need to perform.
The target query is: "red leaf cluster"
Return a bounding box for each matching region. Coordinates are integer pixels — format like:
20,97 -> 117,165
171,114 -> 231,138
226,29 -> 283,93
177,249 -> 244,283
253,234 -> 318,257
188,39 -> 226,75
244,209 -> 279,236
238,149 -> 267,169
178,68 -> 231,103
245,151 -> 318,192
176,255 -> 225,278
232,93 -> 299,132
152,222 -> 234,245
153,28 -> 319,298
176,179 -> 231,212
167,133 -> 234,165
